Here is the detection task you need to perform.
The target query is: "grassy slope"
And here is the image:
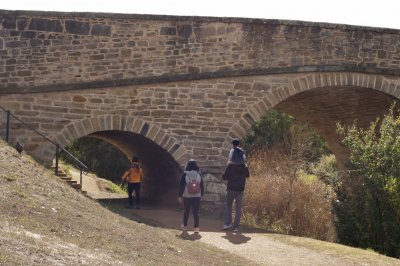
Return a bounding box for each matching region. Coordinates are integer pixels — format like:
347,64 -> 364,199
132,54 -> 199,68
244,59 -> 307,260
1,140 -> 400,266
0,140 -> 249,266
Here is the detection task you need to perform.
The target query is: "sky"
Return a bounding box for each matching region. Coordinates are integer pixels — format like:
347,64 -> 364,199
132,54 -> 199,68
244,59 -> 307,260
1,0 -> 399,30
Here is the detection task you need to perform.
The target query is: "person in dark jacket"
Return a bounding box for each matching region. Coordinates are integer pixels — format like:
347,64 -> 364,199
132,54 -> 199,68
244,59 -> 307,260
222,139 -> 250,232
178,159 -> 204,233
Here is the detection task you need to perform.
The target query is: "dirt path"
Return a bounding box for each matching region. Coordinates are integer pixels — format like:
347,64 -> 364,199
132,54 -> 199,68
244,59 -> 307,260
72,170 -> 400,266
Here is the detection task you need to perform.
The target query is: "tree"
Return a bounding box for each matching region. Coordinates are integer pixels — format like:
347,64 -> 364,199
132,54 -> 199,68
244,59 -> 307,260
60,137 -> 130,183
243,110 -> 330,162
335,104 -> 400,258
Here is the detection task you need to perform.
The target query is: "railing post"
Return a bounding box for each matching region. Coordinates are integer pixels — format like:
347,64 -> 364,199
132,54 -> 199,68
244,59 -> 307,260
5,110 -> 10,142
55,144 -> 60,175
80,167 -> 83,191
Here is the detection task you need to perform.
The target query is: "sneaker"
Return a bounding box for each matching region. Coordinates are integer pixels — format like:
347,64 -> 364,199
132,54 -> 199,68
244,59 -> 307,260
180,224 -> 188,231
222,224 -> 233,230
135,205 -> 141,209
233,227 -> 239,233
194,227 -> 200,234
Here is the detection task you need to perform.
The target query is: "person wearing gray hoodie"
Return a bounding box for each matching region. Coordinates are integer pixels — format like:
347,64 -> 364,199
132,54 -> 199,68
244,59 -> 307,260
178,159 -> 204,233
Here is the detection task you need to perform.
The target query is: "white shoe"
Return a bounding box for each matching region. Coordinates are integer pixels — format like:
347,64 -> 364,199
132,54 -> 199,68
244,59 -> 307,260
222,224 -> 232,230
181,224 -> 188,231
194,227 -> 200,233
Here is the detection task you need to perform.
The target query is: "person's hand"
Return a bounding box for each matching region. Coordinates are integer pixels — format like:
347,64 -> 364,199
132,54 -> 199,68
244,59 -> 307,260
177,197 -> 183,205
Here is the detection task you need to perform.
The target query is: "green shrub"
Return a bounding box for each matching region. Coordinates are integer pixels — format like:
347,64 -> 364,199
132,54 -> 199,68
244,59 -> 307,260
335,103 -> 400,258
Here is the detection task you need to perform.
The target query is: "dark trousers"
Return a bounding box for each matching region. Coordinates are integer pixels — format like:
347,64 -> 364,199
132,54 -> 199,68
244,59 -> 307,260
225,189 -> 244,228
127,183 -> 141,207
182,197 -> 201,228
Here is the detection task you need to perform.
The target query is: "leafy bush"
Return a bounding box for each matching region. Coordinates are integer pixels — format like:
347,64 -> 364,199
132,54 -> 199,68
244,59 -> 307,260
310,154 -> 338,186
335,103 -> 400,258
243,110 -> 330,162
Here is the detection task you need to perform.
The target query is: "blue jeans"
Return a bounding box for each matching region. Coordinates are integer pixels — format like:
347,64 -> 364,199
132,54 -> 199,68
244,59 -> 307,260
224,189 -> 244,228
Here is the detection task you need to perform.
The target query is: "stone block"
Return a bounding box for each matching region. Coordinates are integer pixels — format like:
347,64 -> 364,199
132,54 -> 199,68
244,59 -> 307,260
90,24 -> 111,37
201,193 -> 223,202
29,18 -> 63,32
5,41 -> 27,48
82,119 -> 94,133
73,95 -> 87,102
178,25 -> 192,38
132,119 -> 144,133
112,115 -> 121,130
206,181 -> 226,194
2,16 -> 16,29
66,20 -> 91,35
17,18 -> 28,31
140,122 -> 149,136
20,31 -> 36,39
66,124 -> 79,139
146,124 -> 159,140
160,27 -> 176,36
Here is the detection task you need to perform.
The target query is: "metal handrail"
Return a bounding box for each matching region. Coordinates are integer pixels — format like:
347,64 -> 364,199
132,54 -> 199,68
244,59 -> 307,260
0,105 -> 88,189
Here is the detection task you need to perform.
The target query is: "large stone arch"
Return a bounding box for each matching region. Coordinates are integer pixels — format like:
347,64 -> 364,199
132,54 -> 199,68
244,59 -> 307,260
40,115 -> 187,165
36,115 -> 192,204
229,72 -> 400,169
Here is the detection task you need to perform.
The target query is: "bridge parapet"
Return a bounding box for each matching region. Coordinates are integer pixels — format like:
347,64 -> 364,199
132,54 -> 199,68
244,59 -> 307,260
1,9 -> 400,93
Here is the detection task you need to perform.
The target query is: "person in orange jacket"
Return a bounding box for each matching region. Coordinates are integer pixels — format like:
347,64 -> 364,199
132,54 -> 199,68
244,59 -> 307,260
121,156 -> 144,209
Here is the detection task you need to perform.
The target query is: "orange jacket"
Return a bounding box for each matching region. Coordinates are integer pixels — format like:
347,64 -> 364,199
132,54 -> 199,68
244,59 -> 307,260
122,165 -> 143,183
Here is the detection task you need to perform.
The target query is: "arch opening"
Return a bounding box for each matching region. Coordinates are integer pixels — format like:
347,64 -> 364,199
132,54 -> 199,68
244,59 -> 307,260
240,85 -> 400,241
274,86 -> 399,170
64,130 -> 182,206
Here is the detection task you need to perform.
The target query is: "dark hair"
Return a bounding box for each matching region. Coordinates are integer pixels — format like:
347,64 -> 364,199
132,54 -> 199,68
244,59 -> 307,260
232,138 -> 240,147
132,156 -> 140,163
185,159 -> 199,171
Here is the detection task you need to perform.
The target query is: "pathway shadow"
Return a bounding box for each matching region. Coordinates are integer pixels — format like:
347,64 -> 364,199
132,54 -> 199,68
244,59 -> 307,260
222,232 -> 251,245
97,197 -> 170,227
96,197 -> 226,233
176,231 -> 202,241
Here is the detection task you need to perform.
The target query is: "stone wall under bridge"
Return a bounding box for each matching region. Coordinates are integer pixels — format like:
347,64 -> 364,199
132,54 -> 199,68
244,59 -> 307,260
1,72 -> 400,210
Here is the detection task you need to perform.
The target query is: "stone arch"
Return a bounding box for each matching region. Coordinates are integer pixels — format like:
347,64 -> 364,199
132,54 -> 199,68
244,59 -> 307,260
36,114 -> 195,205
231,72 -> 400,138
39,115 -> 188,167
228,72 -> 400,169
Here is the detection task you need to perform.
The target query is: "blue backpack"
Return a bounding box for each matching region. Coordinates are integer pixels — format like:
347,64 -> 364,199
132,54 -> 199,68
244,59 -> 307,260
231,147 -> 245,164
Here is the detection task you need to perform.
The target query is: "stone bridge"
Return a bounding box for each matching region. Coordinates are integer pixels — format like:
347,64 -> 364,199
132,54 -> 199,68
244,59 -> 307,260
1,10 -> 400,208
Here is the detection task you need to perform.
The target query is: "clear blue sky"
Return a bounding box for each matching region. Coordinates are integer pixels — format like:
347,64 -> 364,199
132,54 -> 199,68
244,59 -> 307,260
1,0 -> 399,30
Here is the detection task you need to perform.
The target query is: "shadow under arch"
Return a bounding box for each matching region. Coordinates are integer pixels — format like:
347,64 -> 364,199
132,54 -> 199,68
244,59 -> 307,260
228,72 -> 400,170
88,130 -> 182,204
40,115 -> 191,205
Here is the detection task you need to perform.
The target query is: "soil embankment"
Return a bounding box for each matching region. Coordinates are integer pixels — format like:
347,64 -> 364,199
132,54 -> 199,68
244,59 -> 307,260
1,140 -> 399,265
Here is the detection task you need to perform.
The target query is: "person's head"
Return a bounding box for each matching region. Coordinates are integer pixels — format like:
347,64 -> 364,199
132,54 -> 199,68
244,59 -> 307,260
132,156 -> 140,163
185,159 -> 199,171
131,156 -> 140,168
232,138 -> 240,147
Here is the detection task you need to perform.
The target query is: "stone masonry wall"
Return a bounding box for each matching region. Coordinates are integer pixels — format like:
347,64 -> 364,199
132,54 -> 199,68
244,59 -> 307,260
1,71 -> 400,207
1,72 -> 400,168
0,10 -> 400,93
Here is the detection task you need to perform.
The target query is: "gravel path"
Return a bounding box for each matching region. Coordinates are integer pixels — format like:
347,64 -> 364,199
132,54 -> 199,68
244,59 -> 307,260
72,169 -> 400,266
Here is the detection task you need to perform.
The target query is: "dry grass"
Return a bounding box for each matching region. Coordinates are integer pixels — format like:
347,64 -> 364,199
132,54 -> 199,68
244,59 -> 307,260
243,148 -> 336,241
0,140 -> 250,265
